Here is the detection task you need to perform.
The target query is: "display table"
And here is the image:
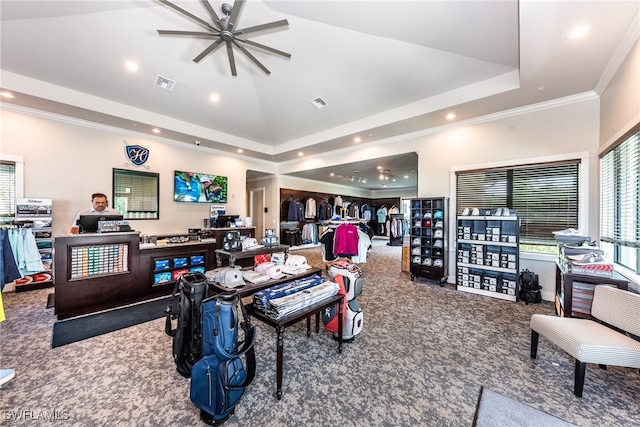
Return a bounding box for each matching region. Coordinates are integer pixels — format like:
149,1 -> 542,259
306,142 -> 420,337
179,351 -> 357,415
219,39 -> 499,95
210,267 -> 322,298
245,294 -> 343,400
555,260 -> 629,318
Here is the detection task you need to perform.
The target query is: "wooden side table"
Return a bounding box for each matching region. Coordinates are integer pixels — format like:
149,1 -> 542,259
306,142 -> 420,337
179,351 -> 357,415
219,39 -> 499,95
245,294 -> 343,400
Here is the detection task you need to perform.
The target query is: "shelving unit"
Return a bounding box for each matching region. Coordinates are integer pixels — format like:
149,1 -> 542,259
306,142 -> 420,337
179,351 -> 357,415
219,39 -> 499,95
14,197 -> 54,292
409,197 -> 448,284
456,212 -> 520,301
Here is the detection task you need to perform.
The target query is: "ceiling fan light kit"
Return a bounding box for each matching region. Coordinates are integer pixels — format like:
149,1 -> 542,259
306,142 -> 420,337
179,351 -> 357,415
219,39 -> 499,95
157,0 -> 290,76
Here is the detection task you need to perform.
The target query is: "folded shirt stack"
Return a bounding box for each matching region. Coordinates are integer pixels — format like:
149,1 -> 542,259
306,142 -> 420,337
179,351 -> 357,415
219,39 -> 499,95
266,280 -> 340,320
253,274 -> 325,313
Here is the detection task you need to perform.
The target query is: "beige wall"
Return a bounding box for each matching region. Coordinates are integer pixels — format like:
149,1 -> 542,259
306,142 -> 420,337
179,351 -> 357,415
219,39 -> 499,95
599,38 -> 640,149
0,108 -> 272,236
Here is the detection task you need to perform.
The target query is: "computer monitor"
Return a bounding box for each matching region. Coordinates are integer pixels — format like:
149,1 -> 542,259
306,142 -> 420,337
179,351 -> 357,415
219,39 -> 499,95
77,214 -> 124,233
213,215 -> 239,228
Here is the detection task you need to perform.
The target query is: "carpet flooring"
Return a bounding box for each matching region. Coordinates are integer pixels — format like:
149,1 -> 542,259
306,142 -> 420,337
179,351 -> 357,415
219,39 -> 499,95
1,239 -> 639,426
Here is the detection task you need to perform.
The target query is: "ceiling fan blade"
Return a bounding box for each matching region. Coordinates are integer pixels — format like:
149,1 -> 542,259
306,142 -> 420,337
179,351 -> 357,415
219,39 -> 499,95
240,39 -> 291,58
158,0 -> 214,30
199,0 -> 222,30
238,19 -> 289,35
158,30 -> 218,37
227,43 -> 237,77
227,0 -> 245,31
232,40 -> 270,74
193,38 -> 225,63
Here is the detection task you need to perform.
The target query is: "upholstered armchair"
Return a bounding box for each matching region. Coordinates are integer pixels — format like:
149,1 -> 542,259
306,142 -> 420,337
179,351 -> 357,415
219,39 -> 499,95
530,285 -> 640,397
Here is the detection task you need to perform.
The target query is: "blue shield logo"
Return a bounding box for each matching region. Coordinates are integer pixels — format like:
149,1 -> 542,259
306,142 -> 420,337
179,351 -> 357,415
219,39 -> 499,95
125,144 -> 149,166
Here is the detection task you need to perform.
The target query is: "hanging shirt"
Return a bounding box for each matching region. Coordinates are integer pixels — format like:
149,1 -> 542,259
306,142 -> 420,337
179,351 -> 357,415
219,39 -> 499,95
333,223 -> 360,257
305,198 -> 317,219
351,230 -> 372,264
376,206 -> 388,224
1,229 -> 22,290
319,229 -> 338,262
317,201 -> 333,220
8,228 -> 44,277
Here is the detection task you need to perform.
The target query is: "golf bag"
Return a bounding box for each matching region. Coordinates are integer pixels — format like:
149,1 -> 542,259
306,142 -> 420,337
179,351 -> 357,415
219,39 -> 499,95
165,272 -> 208,378
322,259 -> 364,340
190,292 -> 256,426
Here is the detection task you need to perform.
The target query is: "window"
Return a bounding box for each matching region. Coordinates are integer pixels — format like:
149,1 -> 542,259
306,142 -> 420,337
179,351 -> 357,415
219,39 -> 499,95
0,161 -> 16,223
113,169 -> 159,220
456,160 -> 580,252
600,126 -> 640,275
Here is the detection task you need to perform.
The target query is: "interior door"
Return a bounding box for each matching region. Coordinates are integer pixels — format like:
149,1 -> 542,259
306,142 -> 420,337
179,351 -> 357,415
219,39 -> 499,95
249,187 -> 265,237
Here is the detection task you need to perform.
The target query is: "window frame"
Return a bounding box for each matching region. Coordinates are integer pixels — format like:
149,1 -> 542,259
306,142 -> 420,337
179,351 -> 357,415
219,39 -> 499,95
112,168 -> 160,220
600,124 -> 640,276
0,155 -> 24,223
450,152 -> 590,253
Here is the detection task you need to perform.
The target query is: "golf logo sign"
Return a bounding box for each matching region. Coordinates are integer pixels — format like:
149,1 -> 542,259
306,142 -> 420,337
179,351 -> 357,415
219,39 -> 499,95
123,140 -> 150,169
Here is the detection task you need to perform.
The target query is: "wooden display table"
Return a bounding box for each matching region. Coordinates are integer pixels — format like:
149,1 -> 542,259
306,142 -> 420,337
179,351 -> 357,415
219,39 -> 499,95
245,294 -> 343,400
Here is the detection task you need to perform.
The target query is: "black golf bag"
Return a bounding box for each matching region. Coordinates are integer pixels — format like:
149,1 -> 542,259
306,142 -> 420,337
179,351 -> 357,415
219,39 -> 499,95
165,272 -> 208,378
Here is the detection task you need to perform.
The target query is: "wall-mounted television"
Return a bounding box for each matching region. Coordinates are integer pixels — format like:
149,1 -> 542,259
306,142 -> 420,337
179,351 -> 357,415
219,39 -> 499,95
174,171 -> 228,203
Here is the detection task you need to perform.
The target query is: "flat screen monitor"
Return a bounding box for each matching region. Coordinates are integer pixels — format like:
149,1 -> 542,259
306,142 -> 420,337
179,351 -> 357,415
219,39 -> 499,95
214,215 -> 239,228
78,214 -> 124,233
174,170 -> 228,203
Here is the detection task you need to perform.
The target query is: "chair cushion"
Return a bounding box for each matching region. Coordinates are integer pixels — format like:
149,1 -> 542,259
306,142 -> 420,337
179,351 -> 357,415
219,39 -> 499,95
531,314 -> 640,368
591,285 -> 640,337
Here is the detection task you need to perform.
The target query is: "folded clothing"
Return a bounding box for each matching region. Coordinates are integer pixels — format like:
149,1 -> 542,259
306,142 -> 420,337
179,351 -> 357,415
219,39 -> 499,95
253,274 -> 325,313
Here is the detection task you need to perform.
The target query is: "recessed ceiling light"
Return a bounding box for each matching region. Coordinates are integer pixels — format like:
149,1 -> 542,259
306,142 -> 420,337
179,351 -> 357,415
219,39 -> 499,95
152,128 -> 160,134
209,93 -> 220,103
298,152 -> 303,156
125,61 -> 139,72
377,166 -> 382,170
353,137 -> 361,143
404,175 -> 409,179
330,173 -> 335,177
0,91 -> 15,99
566,25 -> 589,40
446,113 -> 456,120
237,149 -> 243,153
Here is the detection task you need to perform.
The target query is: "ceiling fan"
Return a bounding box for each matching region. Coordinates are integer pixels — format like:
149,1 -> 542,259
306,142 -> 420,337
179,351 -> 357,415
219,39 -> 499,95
157,0 -> 290,76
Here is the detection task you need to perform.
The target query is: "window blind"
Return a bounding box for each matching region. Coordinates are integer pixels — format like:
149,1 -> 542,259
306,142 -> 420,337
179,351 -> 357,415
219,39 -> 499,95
0,161 -> 16,221
113,169 -> 159,215
600,130 -> 640,249
456,161 -> 580,246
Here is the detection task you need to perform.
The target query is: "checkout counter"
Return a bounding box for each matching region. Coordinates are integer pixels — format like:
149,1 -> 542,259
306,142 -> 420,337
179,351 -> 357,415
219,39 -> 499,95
53,227 -> 255,319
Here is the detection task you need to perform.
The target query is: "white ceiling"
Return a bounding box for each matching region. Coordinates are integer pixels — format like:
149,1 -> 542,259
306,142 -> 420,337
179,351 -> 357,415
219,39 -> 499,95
1,1 -> 638,190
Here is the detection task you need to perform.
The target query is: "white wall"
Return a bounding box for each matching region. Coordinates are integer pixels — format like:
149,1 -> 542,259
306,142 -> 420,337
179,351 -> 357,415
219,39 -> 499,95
600,37 -> 640,149
0,108 -> 271,236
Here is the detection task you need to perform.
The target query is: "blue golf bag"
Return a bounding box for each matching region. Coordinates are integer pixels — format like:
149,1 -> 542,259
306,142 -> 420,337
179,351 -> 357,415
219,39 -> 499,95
190,291 -> 256,425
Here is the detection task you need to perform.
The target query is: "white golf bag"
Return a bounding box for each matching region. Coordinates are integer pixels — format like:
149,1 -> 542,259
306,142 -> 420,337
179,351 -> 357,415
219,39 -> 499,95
322,258 -> 364,340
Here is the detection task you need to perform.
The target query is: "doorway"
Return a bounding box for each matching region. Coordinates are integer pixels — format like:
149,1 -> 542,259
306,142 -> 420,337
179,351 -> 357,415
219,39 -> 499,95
248,187 -> 265,237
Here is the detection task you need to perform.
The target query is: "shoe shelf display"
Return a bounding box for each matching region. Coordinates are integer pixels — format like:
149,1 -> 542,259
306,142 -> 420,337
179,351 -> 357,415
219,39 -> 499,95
456,209 -> 520,301
409,197 -> 448,285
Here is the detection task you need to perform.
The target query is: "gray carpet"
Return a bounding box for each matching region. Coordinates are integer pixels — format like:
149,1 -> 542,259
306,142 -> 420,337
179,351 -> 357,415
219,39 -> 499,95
1,239 -> 639,426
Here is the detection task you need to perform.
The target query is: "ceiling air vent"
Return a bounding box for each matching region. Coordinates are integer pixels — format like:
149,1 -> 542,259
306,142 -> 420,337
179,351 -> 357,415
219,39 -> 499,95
311,97 -> 328,109
154,75 -> 176,91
